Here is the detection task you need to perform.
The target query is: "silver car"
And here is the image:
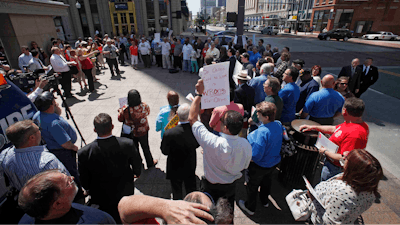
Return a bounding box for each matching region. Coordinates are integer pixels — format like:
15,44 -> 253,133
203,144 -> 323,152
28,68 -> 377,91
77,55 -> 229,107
261,26 -> 279,35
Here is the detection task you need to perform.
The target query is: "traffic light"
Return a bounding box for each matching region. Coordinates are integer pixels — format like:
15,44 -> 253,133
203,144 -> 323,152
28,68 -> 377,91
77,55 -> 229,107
202,20 -> 205,22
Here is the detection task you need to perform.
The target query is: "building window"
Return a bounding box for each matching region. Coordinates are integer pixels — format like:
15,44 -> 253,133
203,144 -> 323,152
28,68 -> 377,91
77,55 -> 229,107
129,13 -> 134,24
81,14 -> 88,25
92,13 -> 100,25
121,13 -> 127,24
114,13 -> 119,25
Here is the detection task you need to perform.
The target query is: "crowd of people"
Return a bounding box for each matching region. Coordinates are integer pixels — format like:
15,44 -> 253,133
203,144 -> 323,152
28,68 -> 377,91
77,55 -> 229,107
0,30 -> 384,224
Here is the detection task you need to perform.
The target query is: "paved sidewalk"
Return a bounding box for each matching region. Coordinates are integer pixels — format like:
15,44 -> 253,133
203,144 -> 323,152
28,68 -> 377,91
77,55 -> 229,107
55,58 -> 400,224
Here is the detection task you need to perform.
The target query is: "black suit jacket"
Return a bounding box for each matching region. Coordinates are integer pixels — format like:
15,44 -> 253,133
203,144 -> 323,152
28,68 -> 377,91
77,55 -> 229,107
354,65 -> 379,93
161,123 -> 199,180
78,136 -> 142,207
234,83 -> 255,116
228,56 -> 236,89
338,65 -> 358,92
272,52 -> 280,64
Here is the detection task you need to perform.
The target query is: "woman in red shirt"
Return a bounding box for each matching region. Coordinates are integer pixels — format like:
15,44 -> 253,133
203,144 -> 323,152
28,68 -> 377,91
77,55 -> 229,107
77,48 -> 98,92
129,40 -> 139,69
70,50 -> 87,91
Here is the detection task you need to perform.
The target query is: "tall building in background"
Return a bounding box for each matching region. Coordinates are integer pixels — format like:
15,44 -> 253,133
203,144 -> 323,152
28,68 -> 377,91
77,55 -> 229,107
109,1 -> 138,36
218,0 -> 226,7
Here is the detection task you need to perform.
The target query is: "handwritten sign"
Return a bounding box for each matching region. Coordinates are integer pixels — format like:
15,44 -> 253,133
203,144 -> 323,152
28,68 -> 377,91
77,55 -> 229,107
201,62 -> 230,109
232,60 -> 243,85
155,33 -> 161,42
168,30 -> 173,39
164,114 -> 179,131
119,97 -> 127,108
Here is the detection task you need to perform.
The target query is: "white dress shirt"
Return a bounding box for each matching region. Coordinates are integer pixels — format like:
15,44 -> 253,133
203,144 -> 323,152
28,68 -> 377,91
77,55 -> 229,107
363,65 -> 370,75
191,121 -> 252,184
18,53 -> 33,72
161,42 -> 171,55
50,54 -> 70,73
182,44 -> 193,61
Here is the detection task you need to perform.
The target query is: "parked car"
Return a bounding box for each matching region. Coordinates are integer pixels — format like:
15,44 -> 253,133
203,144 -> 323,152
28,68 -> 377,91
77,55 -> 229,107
244,24 -> 250,31
362,31 -> 398,40
214,30 -> 236,37
225,24 -> 236,31
213,35 -> 234,44
250,25 -> 256,30
261,26 -> 279,35
254,25 -> 265,31
318,29 -> 352,41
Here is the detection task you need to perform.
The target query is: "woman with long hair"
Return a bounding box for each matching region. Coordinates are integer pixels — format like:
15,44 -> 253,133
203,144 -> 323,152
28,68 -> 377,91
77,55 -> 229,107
155,91 -> 180,138
69,49 -> 88,91
311,65 -> 322,89
309,149 -> 383,224
77,48 -> 98,92
118,90 -> 158,169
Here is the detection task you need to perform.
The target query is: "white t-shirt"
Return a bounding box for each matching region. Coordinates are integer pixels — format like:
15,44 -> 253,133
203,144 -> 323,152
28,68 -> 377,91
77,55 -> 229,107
138,42 -> 151,55
161,42 -> 171,55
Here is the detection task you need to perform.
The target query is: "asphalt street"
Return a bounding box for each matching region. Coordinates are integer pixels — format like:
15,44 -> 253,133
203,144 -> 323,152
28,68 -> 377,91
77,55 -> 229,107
50,29 -> 400,223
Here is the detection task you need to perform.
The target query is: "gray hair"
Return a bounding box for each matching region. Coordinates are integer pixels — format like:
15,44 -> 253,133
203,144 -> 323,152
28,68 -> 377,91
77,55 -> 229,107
260,63 -> 273,75
177,103 -> 190,122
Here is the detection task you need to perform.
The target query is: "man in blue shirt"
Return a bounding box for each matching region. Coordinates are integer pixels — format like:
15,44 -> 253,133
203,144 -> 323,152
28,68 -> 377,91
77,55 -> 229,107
156,91 -> 180,138
238,102 -> 283,215
301,75 -> 345,125
296,69 -> 320,112
249,63 -> 274,105
32,91 -> 83,202
248,46 -> 261,67
279,66 -> 300,124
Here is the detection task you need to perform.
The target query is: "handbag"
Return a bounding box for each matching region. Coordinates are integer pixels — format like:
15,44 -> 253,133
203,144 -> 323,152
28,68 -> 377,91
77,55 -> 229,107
285,189 -> 312,221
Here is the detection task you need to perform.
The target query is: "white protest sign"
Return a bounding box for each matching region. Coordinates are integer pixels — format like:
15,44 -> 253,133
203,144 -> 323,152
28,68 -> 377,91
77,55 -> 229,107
201,62 -> 230,109
155,33 -> 161,42
118,97 -> 132,134
168,30 -> 173,39
119,97 -> 127,108
232,60 -> 243,85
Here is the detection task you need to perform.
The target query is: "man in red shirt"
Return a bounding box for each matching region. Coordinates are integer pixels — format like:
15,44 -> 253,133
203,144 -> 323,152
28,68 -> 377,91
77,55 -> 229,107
300,97 -> 369,181
129,40 -> 139,69
209,89 -> 244,135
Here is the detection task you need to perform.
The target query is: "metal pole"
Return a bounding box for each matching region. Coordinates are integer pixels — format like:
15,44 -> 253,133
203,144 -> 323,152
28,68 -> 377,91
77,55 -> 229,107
237,0 -> 245,45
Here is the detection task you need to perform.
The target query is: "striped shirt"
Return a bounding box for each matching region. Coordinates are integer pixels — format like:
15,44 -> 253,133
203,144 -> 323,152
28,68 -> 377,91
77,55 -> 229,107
0,145 -> 69,190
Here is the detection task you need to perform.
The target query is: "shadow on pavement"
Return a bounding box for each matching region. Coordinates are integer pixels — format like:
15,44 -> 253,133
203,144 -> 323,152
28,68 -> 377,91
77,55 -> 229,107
135,167 -> 171,199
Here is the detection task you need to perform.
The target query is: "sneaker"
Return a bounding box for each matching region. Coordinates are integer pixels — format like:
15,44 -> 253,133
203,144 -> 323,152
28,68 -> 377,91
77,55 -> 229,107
238,200 -> 254,215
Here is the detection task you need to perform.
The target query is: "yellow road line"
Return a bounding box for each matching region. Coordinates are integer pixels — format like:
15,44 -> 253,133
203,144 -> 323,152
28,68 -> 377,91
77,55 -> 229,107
379,69 -> 400,78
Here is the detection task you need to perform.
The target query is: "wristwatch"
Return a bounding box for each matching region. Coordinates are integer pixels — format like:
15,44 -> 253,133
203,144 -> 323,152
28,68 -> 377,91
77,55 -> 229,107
195,93 -> 202,97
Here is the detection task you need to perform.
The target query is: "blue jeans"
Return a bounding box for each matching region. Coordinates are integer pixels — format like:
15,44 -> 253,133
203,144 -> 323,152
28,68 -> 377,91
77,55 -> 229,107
321,160 -> 343,181
183,60 -> 191,72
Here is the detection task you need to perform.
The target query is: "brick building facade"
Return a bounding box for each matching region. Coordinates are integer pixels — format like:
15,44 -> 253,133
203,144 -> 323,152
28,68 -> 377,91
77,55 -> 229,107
311,0 -> 400,35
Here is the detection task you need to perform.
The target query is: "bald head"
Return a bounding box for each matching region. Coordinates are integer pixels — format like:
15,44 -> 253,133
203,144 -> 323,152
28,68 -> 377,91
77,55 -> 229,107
322,75 -> 335,88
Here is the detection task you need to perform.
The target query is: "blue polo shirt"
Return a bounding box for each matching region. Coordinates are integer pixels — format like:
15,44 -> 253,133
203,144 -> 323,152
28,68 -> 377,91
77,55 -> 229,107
303,88 -> 345,118
248,51 -> 261,67
248,74 -> 268,105
296,78 -> 320,112
278,82 -> 300,123
33,112 -> 77,150
247,121 -> 282,168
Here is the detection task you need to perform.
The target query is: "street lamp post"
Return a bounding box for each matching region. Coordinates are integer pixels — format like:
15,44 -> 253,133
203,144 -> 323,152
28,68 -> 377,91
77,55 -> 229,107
75,1 -> 84,38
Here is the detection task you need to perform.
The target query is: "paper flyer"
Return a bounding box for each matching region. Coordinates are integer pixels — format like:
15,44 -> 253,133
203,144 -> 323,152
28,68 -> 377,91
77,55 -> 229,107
186,93 -> 194,102
315,132 -> 339,153
303,176 -> 325,209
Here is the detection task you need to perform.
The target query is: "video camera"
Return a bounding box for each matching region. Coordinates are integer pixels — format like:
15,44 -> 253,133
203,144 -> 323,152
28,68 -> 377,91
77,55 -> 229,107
6,69 -> 58,93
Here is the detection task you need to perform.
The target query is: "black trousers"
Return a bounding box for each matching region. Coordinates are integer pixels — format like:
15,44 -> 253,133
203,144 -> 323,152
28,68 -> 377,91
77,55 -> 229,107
200,177 -> 237,210
122,132 -> 154,168
155,55 -> 162,67
170,176 -> 197,200
106,58 -> 120,76
60,70 -> 72,96
118,50 -> 125,64
173,55 -> 182,69
245,162 -> 275,212
82,69 -> 94,91
142,54 -> 151,68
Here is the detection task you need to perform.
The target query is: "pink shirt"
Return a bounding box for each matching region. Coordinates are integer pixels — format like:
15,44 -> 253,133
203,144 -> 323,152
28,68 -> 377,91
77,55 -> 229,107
209,101 -> 244,132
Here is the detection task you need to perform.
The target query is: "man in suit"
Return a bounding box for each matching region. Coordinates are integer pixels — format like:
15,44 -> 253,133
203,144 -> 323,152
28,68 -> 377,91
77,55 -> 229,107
234,70 -> 255,138
354,58 -> 379,98
338,58 -> 360,93
78,113 -> 142,223
161,104 -> 200,200
228,48 -> 237,89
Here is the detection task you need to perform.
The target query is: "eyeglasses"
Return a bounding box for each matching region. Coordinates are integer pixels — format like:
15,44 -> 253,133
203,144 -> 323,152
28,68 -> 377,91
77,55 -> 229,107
65,175 -> 75,188
339,83 -> 348,86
